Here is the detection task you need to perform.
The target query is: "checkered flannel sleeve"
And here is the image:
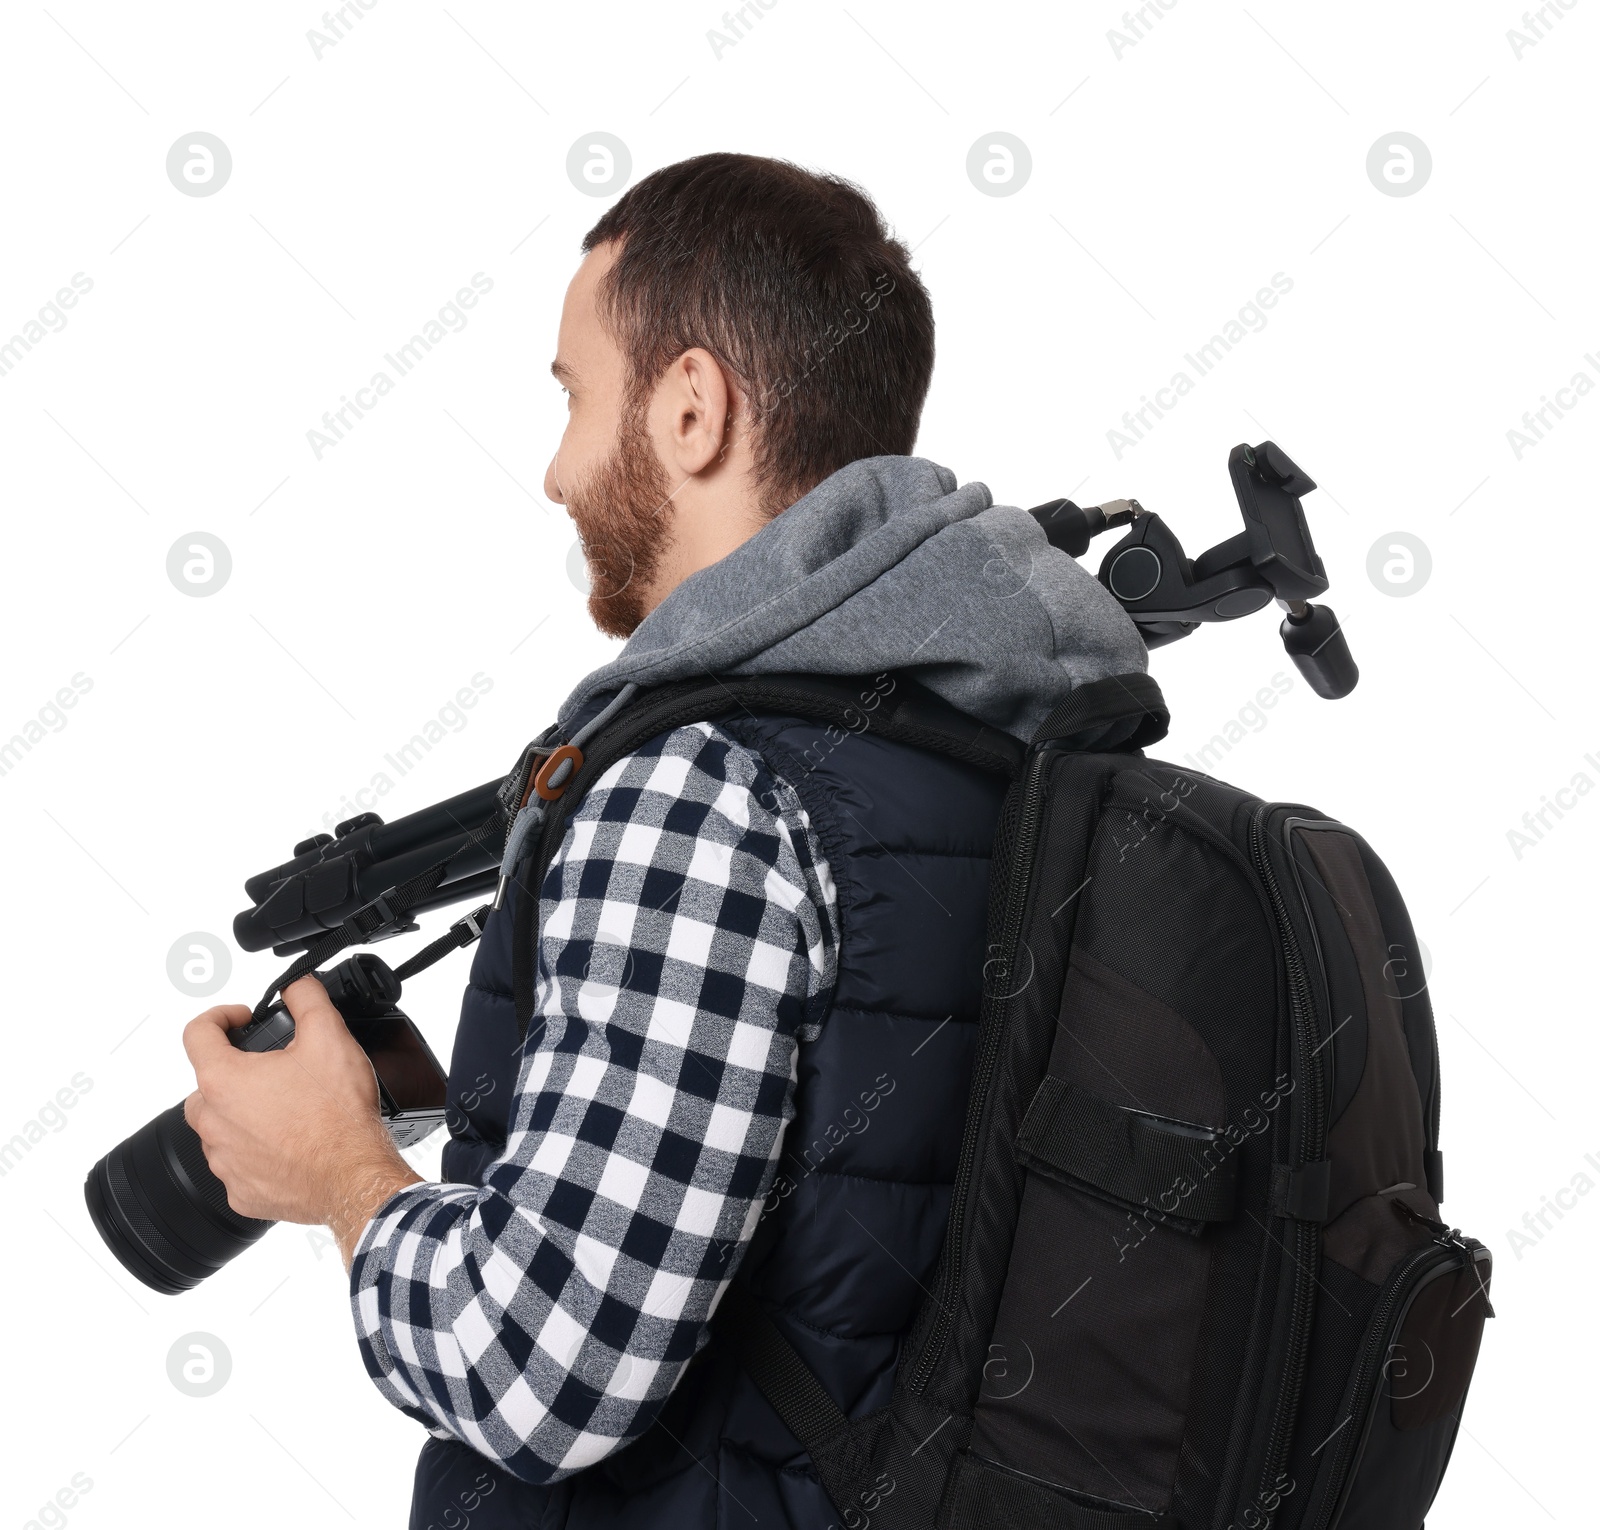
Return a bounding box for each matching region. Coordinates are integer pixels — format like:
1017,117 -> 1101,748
348,720 -> 839,1481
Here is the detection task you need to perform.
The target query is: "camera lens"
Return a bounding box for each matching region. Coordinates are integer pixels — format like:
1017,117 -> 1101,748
84,1103 -> 272,1294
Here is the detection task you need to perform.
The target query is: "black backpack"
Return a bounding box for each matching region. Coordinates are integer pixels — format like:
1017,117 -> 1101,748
508,668 -> 1492,1530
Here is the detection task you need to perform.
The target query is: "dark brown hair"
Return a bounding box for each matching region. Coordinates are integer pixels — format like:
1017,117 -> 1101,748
581,152 -> 934,513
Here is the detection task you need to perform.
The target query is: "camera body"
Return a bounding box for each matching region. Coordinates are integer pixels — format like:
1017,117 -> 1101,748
232,953 -> 449,1150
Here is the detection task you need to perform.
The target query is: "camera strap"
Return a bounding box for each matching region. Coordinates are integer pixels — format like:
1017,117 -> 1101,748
392,903 -> 493,983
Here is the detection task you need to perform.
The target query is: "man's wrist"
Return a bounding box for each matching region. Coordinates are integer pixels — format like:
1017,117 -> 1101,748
328,1149 -> 425,1269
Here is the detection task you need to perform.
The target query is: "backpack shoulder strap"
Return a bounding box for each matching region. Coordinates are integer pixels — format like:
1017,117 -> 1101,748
1032,671 -> 1169,752
510,664 -> 1166,1029
509,670 -> 1036,1027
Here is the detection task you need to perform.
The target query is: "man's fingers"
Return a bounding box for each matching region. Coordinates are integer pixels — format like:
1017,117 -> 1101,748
281,974 -> 347,1040
182,1090 -> 211,1140
182,1005 -> 252,1070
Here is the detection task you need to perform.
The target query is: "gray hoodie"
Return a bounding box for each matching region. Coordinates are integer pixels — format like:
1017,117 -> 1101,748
558,454 -> 1148,744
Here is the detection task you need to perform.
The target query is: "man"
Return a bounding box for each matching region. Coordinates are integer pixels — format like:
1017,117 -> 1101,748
182,152 -> 1146,1526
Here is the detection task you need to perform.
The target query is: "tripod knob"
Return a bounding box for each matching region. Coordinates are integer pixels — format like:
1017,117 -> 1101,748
1280,604 -> 1358,699
1029,498 -> 1140,560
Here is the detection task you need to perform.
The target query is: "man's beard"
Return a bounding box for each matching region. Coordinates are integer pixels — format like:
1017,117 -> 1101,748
563,401 -> 676,639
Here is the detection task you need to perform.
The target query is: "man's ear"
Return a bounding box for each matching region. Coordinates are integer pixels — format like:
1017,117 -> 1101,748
656,347 -> 738,477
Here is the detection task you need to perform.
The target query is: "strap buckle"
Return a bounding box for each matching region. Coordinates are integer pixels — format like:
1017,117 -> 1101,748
337,887 -> 419,945
453,903 -> 493,943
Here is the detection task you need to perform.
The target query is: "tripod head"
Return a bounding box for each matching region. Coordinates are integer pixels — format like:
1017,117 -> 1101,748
1029,440 -> 1357,699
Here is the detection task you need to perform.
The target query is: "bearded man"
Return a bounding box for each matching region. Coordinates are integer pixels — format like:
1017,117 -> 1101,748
182,151 -> 1145,1528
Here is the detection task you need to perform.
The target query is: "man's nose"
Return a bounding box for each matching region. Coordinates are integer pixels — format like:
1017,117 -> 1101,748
544,455 -> 564,505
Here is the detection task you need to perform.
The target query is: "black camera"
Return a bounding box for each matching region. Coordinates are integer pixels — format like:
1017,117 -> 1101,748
85,953 -> 447,1295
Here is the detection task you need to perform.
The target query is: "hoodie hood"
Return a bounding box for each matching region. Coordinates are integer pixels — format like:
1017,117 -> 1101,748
559,455 -> 1148,743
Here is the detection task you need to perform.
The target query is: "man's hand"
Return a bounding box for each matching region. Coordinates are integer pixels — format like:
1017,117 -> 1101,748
183,975 -> 423,1267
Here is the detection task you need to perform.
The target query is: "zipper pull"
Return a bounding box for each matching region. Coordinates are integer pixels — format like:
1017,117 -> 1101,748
492,798 -> 548,911
499,739 -> 559,819
1389,1196 -> 1453,1240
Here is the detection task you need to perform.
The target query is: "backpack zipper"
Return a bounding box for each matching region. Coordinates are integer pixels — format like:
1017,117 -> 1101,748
907,748 -> 1051,1396
1245,809 -> 1329,1524
1303,1232 -> 1482,1530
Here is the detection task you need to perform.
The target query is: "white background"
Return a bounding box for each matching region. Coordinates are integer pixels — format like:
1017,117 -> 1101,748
2,3 -> 1594,1526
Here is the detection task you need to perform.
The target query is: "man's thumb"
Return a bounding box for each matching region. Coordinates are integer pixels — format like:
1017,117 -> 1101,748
280,973 -> 347,1040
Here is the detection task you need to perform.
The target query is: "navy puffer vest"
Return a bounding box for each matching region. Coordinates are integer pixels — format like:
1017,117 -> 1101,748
412,705 -> 1007,1529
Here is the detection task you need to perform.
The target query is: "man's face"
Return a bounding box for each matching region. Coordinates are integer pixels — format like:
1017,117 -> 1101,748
545,243 -> 675,638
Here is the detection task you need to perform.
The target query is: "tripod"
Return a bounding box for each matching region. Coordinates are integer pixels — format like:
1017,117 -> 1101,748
234,439 -> 1356,958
